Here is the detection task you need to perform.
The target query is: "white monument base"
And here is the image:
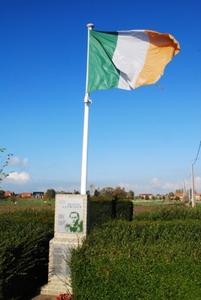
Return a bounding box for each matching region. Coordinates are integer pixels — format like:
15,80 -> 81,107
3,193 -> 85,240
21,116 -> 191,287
40,194 -> 88,296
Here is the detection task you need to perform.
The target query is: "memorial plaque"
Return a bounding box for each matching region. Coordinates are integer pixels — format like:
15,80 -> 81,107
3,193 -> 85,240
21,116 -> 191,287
41,194 -> 88,295
56,196 -> 84,233
51,245 -> 71,277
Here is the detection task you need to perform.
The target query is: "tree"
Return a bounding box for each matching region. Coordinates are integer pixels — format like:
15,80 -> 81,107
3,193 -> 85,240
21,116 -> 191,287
0,148 -> 13,187
44,189 -> 56,200
73,190 -> 80,194
168,192 -> 175,200
9,195 -> 17,204
100,187 -> 114,196
112,186 -> 127,199
0,190 -> 5,199
94,188 -> 100,197
175,189 -> 183,193
127,190 -> 134,199
60,191 -> 69,194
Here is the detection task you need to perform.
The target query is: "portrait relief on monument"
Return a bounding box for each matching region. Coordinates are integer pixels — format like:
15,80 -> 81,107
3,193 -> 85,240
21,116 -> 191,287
56,196 -> 84,233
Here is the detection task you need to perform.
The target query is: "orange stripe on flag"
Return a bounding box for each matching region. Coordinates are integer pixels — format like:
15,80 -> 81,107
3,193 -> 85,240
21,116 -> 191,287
135,31 -> 180,88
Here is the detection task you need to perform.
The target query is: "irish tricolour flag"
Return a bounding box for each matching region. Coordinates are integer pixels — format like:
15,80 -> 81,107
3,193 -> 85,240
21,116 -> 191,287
87,30 -> 180,93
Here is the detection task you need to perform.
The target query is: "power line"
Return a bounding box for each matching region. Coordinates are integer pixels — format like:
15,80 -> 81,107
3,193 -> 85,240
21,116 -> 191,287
192,141 -> 201,167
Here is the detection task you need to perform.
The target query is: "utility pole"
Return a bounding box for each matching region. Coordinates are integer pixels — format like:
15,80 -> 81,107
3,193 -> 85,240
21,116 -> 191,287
191,164 -> 195,208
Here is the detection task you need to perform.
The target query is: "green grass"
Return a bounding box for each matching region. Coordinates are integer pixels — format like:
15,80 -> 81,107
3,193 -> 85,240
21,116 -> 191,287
0,198 -> 55,206
132,200 -> 172,206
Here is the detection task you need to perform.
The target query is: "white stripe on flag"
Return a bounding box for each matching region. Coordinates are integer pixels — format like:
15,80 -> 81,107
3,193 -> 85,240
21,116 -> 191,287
113,31 -> 149,89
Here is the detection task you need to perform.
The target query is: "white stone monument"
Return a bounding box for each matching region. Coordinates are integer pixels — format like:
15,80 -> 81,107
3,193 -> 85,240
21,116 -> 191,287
41,194 -> 88,296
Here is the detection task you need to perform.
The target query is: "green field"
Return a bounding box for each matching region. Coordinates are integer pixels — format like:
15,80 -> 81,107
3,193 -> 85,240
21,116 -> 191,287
0,198 -> 55,206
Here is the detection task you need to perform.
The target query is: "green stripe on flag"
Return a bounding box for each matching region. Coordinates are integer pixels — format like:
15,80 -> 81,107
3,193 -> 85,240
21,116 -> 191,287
87,31 -> 119,93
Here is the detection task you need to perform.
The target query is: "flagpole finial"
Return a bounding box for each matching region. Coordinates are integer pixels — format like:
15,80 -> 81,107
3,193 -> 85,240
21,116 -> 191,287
87,23 -> 94,30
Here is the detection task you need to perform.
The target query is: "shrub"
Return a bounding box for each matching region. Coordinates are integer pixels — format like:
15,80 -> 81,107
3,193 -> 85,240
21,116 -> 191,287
70,207 -> 201,299
89,198 -> 133,229
0,209 -> 54,300
134,205 -> 201,221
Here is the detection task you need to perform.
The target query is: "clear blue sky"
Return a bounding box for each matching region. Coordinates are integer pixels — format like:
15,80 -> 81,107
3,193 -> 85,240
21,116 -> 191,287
1,0 -> 201,195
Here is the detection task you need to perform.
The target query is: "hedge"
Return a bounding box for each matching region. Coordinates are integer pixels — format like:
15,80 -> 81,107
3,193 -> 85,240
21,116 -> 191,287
134,205 -> 201,221
89,198 -> 133,229
0,209 -> 54,300
70,208 -> 201,300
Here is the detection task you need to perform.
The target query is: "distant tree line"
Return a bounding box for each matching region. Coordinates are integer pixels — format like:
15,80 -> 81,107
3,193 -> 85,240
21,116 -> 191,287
87,185 -> 134,200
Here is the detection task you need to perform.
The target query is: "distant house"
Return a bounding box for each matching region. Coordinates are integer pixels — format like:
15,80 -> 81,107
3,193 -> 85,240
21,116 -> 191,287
139,193 -> 153,199
195,192 -> 201,201
175,193 -> 183,199
32,192 -> 44,198
21,192 -> 32,198
4,191 -> 15,197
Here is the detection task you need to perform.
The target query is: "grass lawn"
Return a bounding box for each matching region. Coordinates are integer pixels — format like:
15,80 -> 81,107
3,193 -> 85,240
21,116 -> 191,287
0,198 -> 55,206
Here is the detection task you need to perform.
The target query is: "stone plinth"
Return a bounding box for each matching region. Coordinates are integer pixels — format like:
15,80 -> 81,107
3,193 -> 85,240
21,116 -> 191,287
40,194 -> 88,296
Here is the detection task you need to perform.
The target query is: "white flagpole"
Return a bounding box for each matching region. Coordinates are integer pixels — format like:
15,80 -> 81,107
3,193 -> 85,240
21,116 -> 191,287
80,23 -> 94,195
